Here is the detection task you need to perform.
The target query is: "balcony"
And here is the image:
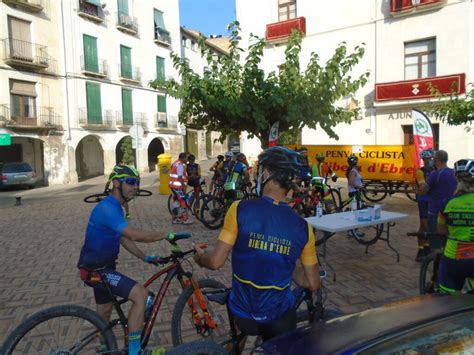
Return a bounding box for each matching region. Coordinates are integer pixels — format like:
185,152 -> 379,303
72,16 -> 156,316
266,17 -> 306,43
78,0 -> 105,23
116,12 -> 139,36
78,108 -> 113,129
116,111 -> 134,129
374,73 -> 466,103
154,27 -> 171,47
0,104 -> 62,130
2,0 -> 44,13
135,112 -> 148,131
155,112 -> 179,133
2,38 -> 50,71
390,0 -> 446,17
80,55 -> 108,78
119,64 -> 141,84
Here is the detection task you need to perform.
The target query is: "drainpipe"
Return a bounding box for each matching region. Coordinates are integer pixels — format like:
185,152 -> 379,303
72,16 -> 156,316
374,0 -> 378,145
60,0 -> 73,182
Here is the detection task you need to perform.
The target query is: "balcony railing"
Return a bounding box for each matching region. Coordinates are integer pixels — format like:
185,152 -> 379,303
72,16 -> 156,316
135,112 -> 148,130
374,73 -> 466,103
116,111 -> 134,128
78,0 -> 105,22
116,12 -> 139,35
78,108 -> 113,129
0,104 -> 62,129
2,38 -> 50,71
119,64 -> 141,83
154,27 -> 171,46
390,0 -> 446,17
2,0 -> 44,13
80,55 -> 108,78
266,17 -> 306,43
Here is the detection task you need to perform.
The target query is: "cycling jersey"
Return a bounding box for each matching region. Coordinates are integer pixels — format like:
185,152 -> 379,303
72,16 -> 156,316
218,197 -> 317,322
415,166 -> 433,203
224,161 -> 246,191
348,168 -> 362,194
78,195 -> 128,267
218,159 -> 234,182
186,162 -> 201,187
311,162 -> 335,181
438,193 -> 474,260
426,167 -> 457,215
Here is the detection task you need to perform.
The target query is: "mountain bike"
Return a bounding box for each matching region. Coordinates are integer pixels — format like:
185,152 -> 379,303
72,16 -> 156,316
363,180 -> 417,202
407,232 -> 474,295
167,180 -> 207,221
2,233 -> 225,354
171,270 -> 336,353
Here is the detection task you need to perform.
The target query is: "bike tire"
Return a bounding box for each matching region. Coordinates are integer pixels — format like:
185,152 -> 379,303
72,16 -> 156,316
137,189 -> 152,197
167,340 -> 229,355
420,253 -> 439,294
192,193 -> 211,221
200,196 -> 226,230
362,181 -> 387,202
404,182 -> 417,202
167,193 -> 174,215
350,223 -> 384,245
84,192 -> 109,203
171,279 -> 228,346
1,305 -> 118,355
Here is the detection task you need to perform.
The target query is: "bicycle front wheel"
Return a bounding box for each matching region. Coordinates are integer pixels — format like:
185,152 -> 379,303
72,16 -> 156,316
420,253 -> 439,294
2,305 -> 118,355
171,279 -> 228,346
350,223 -> 384,245
362,181 -> 387,202
200,196 -> 226,230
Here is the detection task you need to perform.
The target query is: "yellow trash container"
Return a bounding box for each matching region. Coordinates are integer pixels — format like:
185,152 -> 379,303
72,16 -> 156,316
158,153 -> 172,195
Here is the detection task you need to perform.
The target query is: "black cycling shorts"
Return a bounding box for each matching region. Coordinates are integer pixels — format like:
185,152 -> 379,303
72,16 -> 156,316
232,307 -> 296,342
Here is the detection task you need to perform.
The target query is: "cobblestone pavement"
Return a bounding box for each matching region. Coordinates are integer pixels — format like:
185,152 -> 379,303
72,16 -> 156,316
0,166 -> 422,351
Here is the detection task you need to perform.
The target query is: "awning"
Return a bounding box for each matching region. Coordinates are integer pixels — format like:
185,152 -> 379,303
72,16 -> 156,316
10,80 -> 37,97
85,0 -> 101,7
154,9 -> 165,28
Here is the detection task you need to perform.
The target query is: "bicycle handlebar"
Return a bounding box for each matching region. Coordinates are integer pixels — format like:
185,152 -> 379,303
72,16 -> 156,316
151,243 -> 208,265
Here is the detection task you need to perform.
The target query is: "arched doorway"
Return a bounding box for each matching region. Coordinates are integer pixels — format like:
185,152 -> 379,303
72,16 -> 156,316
75,135 -> 104,181
147,138 -> 164,171
115,136 -> 136,165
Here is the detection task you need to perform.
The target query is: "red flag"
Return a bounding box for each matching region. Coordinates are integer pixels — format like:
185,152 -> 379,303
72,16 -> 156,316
412,109 -> 434,170
268,121 -> 279,147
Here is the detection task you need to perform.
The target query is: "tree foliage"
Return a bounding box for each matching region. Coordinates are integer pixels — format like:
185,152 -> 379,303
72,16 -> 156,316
120,137 -> 135,165
425,83 -> 474,126
151,22 -> 369,147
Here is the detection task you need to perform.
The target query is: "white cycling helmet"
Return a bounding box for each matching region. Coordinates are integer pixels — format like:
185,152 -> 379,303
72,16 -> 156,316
225,151 -> 233,157
454,159 -> 474,180
420,149 -> 434,159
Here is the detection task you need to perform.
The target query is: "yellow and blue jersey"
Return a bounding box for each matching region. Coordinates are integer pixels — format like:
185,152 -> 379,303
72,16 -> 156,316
218,196 -> 317,322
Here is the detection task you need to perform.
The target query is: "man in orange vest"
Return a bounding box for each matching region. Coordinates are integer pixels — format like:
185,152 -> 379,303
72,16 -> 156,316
169,152 -> 192,224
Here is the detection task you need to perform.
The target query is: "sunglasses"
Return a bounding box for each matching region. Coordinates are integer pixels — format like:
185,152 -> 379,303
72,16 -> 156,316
120,177 -> 140,186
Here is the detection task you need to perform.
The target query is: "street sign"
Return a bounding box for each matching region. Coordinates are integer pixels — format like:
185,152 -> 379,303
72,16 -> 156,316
0,133 -> 11,146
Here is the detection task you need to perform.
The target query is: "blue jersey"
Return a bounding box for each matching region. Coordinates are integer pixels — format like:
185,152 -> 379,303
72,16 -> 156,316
218,197 -> 317,322
78,196 -> 129,267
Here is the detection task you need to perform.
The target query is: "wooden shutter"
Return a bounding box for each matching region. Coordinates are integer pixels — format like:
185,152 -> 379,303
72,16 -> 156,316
83,34 -> 98,72
86,82 -> 102,124
122,88 -> 133,125
10,80 -> 37,97
120,45 -> 132,78
8,16 -> 32,59
157,95 -> 166,113
156,56 -> 165,81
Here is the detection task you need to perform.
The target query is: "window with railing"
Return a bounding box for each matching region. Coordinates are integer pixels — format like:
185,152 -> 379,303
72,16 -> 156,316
156,56 -> 165,81
78,0 -> 104,20
278,0 -> 296,21
404,38 -> 436,80
156,95 -> 167,128
9,79 -> 37,124
154,9 -> 171,45
86,82 -> 102,124
121,88 -> 133,125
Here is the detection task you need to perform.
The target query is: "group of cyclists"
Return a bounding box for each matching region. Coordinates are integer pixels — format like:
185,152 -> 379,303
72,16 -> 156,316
76,145 -> 473,354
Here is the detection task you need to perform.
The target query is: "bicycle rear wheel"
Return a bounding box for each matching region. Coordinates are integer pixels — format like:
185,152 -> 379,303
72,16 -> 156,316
2,305 -> 118,355
362,181 -> 387,202
200,196 -> 226,230
171,279 -> 228,346
84,192 -> 109,203
420,253 -> 439,294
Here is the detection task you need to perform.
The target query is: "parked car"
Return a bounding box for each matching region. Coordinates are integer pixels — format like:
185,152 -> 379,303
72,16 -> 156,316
253,294 -> 474,354
0,162 -> 37,189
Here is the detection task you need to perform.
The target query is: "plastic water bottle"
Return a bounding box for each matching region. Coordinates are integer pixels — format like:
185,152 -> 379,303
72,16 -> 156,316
316,201 -> 323,218
144,291 -> 155,321
351,198 -> 357,212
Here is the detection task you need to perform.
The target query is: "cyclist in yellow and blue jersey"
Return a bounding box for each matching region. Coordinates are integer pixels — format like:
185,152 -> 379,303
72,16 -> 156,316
437,159 -> 474,294
194,147 -> 320,341
224,152 -> 251,201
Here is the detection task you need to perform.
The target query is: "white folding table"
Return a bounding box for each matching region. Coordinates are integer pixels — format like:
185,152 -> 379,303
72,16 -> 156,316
306,210 -> 409,263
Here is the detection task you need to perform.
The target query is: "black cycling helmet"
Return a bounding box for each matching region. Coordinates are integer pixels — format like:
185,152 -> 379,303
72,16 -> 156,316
257,147 -> 302,193
454,159 -> 474,180
316,152 -> 325,162
109,164 -> 140,181
188,154 -> 196,162
217,155 -> 224,161
236,153 -> 246,162
347,155 -> 358,166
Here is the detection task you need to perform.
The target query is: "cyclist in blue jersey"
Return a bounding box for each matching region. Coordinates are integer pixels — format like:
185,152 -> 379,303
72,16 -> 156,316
224,152 -> 251,201
194,147 -> 320,342
77,165 -> 168,355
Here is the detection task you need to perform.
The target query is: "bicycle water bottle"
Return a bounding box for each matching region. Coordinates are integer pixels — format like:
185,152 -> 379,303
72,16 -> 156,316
144,291 -> 155,321
316,201 -> 323,218
351,198 -> 357,211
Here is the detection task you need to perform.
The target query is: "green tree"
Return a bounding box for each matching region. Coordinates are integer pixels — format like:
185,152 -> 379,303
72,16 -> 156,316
151,22 -> 369,147
426,83 -> 474,126
120,136 -> 135,165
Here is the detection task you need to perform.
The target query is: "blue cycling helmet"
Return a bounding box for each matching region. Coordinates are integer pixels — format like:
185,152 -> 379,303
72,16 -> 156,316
420,149 -> 434,159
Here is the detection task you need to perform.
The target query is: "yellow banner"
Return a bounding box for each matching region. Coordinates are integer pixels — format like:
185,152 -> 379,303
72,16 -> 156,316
290,145 -> 416,181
